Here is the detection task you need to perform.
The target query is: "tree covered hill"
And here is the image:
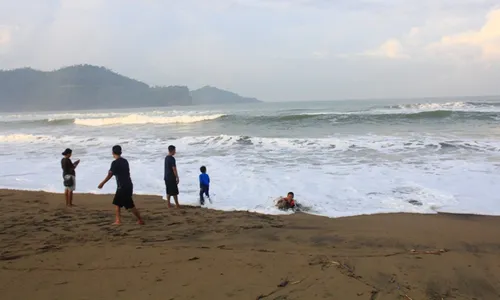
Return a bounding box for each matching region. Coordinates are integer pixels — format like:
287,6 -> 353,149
0,65 -> 261,111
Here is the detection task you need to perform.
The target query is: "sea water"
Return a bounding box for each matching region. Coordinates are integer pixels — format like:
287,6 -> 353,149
1,99 -> 500,217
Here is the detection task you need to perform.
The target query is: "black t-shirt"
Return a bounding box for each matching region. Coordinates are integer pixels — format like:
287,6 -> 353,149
61,157 -> 75,177
164,155 -> 176,181
110,157 -> 133,189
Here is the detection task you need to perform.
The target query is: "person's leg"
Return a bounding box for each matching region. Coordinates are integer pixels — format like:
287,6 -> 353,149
64,189 -> 69,206
69,177 -> 75,206
112,190 -> 123,224
166,194 -> 172,208
130,207 -> 145,225
172,183 -> 180,208
173,195 -> 180,208
199,187 -> 205,205
165,180 -> 172,208
205,186 -> 211,203
114,205 -> 121,225
124,190 -> 144,224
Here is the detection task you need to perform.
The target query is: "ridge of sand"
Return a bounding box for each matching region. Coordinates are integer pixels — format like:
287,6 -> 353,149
1,189 -> 499,299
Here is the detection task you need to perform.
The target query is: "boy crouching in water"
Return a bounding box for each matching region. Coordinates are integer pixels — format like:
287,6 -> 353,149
199,166 -> 211,205
277,192 -> 296,210
98,145 -> 144,225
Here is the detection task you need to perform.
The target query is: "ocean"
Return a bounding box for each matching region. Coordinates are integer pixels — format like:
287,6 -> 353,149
1,98 -> 500,217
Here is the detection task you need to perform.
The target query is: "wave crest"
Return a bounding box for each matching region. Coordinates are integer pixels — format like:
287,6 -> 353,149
74,113 -> 225,126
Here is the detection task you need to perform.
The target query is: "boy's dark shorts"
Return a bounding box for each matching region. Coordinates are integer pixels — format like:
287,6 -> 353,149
165,179 -> 179,196
113,186 -> 135,209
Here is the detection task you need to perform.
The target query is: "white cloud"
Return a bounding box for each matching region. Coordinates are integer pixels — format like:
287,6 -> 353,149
0,0 -> 500,100
429,9 -> 500,61
312,50 -> 328,59
363,38 -> 409,59
0,26 -> 11,45
355,7 -> 500,63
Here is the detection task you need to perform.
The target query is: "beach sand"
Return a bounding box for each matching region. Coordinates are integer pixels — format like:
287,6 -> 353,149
1,190 -> 499,300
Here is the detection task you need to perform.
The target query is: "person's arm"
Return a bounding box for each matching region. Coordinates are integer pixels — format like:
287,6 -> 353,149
207,174 -> 210,185
98,162 -> 114,189
98,172 -> 113,189
172,157 -> 179,184
173,166 -> 179,184
73,159 -> 80,168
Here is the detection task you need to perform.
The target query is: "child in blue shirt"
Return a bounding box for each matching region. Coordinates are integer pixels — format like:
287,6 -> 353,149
199,166 -> 211,205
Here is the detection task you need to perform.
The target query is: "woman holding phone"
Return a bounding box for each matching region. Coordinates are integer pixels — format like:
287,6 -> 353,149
61,148 -> 80,207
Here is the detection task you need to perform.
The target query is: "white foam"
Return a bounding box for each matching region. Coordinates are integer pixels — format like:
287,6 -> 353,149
385,101 -> 500,113
1,131 -> 500,217
0,134 -> 52,142
74,113 -> 225,126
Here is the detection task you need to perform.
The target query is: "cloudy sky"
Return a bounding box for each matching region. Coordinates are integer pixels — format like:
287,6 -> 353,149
0,0 -> 499,101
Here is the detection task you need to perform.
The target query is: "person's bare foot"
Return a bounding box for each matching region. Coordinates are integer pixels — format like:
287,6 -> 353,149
166,202 -> 172,208
112,221 -> 121,225
175,205 -> 181,209
137,220 -> 145,225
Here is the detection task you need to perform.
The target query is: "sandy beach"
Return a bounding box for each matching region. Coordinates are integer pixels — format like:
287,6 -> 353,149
1,189 -> 500,300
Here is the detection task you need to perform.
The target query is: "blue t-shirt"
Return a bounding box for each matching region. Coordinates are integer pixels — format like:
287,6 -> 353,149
199,173 -> 210,186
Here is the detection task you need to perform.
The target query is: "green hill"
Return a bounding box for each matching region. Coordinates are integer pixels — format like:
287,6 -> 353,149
0,65 -> 261,111
191,86 -> 260,105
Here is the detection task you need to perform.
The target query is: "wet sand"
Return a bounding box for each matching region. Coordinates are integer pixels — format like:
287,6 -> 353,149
1,189 -> 500,300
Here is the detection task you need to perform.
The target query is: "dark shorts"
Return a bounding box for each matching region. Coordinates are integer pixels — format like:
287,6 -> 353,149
113,186 -> 135,209
165,179 -> 179,196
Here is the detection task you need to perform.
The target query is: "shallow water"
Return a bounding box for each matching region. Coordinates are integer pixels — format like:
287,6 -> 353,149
1,98 -> 500,217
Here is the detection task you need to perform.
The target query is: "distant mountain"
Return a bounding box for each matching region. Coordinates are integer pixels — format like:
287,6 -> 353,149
191,86 -> 261,105
0,65 -> 261,112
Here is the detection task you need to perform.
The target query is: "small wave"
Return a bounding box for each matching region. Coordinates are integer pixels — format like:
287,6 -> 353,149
178,135 -> 500,153
384,101 -> 500,112
229,110 -> 498,125
386,101 -> 468,110
0,118 -> 74,127
74,113 -> 225,126
1,133 -> 498,155
0,134 -> 52,142
46,118 -> 75,125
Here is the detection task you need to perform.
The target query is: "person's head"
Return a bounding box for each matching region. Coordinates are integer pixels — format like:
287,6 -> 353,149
286,192 -> 294,201
200,166 -> 207,173
62,148 -> 72,158
168,145 -> 176,155
112,145 -> 122,158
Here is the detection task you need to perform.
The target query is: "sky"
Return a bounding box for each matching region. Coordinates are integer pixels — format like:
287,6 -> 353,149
0,0 -> 499,101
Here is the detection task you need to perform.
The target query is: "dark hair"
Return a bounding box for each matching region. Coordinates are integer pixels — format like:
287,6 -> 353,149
62,148 -> 72,156
200,166 -> 207,173
168,145 -> 176,152
287,192 -> 294,197
112,145 -> 122,155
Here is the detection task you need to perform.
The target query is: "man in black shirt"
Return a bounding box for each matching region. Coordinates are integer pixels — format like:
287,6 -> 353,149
98,145 -> 144,225
61,148 -> 80,207
164,145 -> 180,208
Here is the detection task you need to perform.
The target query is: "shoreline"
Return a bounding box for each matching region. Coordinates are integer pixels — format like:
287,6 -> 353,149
0,187 -> 491,219
1,189 -> 500,299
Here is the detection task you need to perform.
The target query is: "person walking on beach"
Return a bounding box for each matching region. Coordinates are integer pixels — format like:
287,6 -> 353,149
199,166 -> 211,205
61,148 -> 79,207
98,145 -> 144,225
164,145 -> 180,208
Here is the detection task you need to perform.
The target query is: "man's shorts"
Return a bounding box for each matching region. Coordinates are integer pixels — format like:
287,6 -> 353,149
63,175 -> 76,191
165,179 -> 179,196
112,186 -> 135,209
